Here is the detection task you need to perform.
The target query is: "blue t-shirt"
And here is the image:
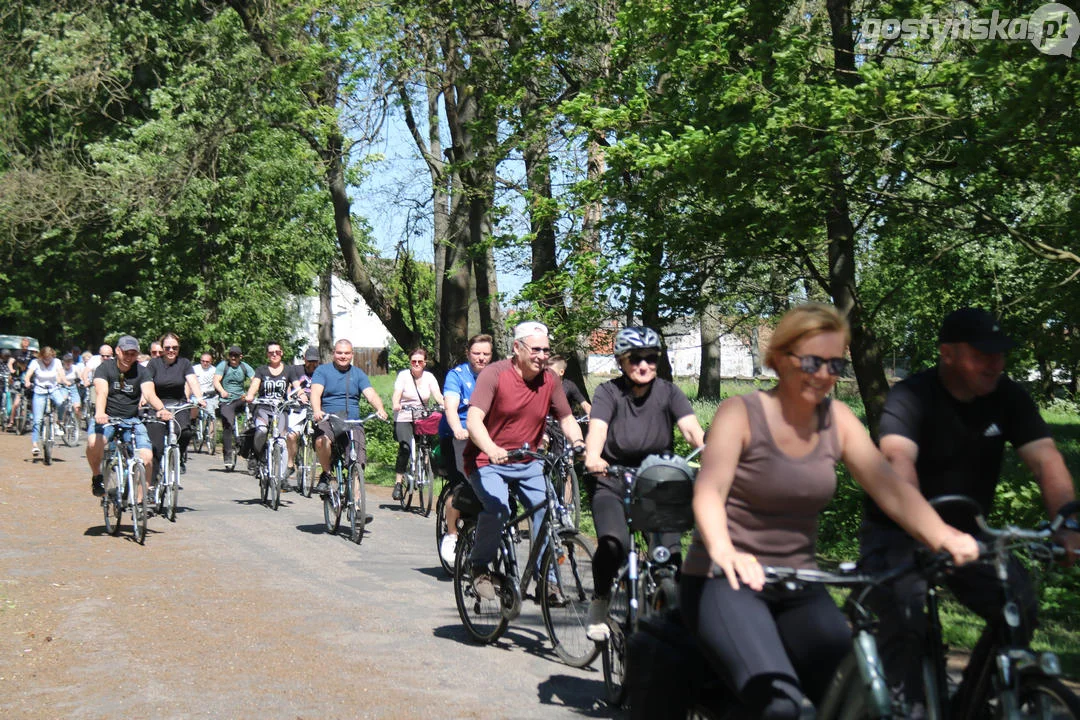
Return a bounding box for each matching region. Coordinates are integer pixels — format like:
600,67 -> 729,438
311,363 -> 373,419
438,361 -> 479,437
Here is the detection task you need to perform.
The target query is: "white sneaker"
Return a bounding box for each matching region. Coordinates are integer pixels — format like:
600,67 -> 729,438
586,596 -> 611,642
31,444 -> 40,457
473,573 -> 497,601
440,533 -> 458,566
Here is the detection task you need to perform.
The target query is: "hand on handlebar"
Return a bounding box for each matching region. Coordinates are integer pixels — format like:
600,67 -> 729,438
939,531 -> 980,567
157,408 -> 173,421
711,550 -> 764,592
1054,528 -> 1080,567
489,446 -> 511,465
584,455 -> 608,475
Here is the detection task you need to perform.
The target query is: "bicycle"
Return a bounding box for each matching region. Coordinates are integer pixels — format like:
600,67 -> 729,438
249,395 -> 299,511
400,408 -> 439,517
8,380 -> 31,435
596,450 -> 700,707
909,495 -> 1080,720
435,472 -> 464,575
100,417 -> 150,544
34,383 -> 61,465
222,398 -> 249,472
543,415 -> 588,529
453,443 -> 599,668
146,402 -> 196,522
294,406 -> 317,498
322,413 -> 380,543
192,395 -> 217,456
60,396 -> 80,447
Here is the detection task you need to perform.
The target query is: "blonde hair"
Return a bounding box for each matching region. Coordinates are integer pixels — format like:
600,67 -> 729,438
764,303 -> 851,371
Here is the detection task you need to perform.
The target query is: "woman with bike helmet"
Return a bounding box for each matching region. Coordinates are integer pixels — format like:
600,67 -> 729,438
680,303 -> 980,719
583,326 -> 706,641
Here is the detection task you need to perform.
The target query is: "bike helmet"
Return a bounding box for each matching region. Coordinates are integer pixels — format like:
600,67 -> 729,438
613,326 -> 662,357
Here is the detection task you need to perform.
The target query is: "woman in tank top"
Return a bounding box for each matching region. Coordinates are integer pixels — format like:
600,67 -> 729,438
680,303 -> 980,718
25,346 -> 71,459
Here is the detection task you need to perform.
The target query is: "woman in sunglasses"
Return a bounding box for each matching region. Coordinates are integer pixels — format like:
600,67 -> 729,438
391,347 -> 444,501
679,303 -> 979,719
583,326 -> 706,641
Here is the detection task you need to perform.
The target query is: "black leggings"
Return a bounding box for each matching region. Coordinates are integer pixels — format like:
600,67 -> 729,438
147,410 -> 192,482
680,574 -> 851,719
219,398 -> 246,456
394,421 -> 413,474
590,474 -> 681,596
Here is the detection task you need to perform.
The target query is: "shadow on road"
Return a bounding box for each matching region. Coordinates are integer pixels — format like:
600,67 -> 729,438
537,674 -> 615,717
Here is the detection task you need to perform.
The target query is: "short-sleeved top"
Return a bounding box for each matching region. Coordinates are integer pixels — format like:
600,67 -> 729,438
94,359 -> 152,419
252,364 -> 298,402
193,364 -> 216,394
438,362 -> 480,436
590,376 -> 695,467
311,363 -> 373,419
215,360 -> 255,397
684,391 -> 841,574
463,359 -> 572,474
562,378 -> 589,413
864,367 -> 1050,533
27,358 -> 63,393
148,356 -> 196,403
393,369 -> 440,422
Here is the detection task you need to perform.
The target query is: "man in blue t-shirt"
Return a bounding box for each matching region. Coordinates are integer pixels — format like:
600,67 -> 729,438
310,339 -> 388,494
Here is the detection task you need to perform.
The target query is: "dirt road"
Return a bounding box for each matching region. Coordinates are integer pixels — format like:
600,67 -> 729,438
0,432 -> 612,719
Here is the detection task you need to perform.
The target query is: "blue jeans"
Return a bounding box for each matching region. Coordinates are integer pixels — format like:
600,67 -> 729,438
31,388 -> 69,443
93,417 -> 152,450
467,461 -> 547,568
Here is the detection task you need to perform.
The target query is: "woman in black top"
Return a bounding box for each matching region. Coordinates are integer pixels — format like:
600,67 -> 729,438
147,332 -> 205,480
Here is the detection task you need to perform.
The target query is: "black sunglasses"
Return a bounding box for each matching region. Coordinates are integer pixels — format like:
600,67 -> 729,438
788,352 -> 848,376
626,352 -> 659,366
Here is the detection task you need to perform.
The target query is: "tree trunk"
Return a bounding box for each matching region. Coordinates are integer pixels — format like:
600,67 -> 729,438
698,306 -> 722,399
318,268 -> 333,361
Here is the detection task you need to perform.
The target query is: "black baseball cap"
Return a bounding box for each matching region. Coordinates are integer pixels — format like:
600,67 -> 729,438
304,346 -> 320,362
228,345 -> 242,356
939,308 -> 1014,353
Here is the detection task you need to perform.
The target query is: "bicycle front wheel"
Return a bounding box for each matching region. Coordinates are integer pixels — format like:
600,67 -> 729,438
418,450 -> 434,517
435,480 -> 456,575
298,437 -> 315,498
63,412 -> 80,447
103,460 -> 122,536
269,441 -> 286,511
323,472 -> 342,534
541,532 -> 599,668
131,463 -> 148,545
1011,674 -> 1080,719
42,414 -> 54,465
559,464 -> 581,529
193,418 -> 205,453
163,446 -> 180,522
206,416 -> 216,455
348,462 -> 367,544
602,569 -> 632,706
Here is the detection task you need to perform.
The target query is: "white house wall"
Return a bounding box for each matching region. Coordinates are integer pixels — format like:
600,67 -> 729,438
294,275 -> 393,356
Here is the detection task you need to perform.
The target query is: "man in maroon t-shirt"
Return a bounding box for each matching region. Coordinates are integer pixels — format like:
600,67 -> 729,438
463,321 -> 585,600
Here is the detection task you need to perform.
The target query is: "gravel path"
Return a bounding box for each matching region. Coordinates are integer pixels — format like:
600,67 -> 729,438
0,432 -> 615,719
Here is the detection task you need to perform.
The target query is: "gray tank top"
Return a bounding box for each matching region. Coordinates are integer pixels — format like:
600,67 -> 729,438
683,391 -> 841,574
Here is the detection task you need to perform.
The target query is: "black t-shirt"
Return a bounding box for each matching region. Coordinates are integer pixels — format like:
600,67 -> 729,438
590,376 -> 695,467
562,378 -> 588,412
147,356 -> 195,402
865,367 -> 1050,532
94,359 -> 152,419
253,364 -> 298,401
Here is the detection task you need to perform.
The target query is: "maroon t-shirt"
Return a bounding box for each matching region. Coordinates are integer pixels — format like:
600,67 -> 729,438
463,358 -> 572,475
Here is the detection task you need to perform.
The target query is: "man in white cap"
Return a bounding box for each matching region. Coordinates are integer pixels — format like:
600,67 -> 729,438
462,321 -> 585,602
85,335 -> 172,497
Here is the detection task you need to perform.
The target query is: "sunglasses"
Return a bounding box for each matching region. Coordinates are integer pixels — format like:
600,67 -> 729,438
525,345 -> 552,356
163,345 -> 179,351
410,359 -> 426,366
788,353 -> 848,376
267,350 -> 283,356
627,352 -> 659,366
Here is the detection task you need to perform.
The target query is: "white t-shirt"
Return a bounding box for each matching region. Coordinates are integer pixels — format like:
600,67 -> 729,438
393,369 -> 439,422
27,358 -> 62,393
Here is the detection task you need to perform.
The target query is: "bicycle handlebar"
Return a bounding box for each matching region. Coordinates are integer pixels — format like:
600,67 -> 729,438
506,441 -> 583,464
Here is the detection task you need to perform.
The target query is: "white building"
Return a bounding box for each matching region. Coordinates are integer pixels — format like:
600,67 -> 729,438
293,275 -> 393,354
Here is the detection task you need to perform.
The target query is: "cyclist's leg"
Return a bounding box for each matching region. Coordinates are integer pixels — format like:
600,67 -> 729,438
512,462 -> 548,567
466,465 -> 514,571
30,391 -> 46,447
170,403 -> 193,470
87,422 -> 108,495
312,417 -> 337,492
132,422 -> 154,490
590,476 -> 631,594
286,410 -> 305,469
680,573 -> 811,719
219,399 -> 238,458
252,407 -> 270,455
146,415 -> 166,483
440,435 -> 466,553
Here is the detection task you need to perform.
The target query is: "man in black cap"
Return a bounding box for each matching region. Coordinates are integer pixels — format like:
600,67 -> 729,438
860,308 -> 1078,715
213,345 -> 255,468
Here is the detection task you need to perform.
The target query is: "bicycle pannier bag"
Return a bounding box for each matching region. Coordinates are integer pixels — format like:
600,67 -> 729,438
451,481 -> 483,518
236,426 -> 256,459
630,453 -> 696,532
414,410 -> 443,436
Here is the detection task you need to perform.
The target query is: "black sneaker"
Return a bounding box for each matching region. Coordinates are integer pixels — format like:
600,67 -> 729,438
91,474 -> 105,497
180,462 -> 187,475
392,482 -> 403,501
315,472 -> 332,495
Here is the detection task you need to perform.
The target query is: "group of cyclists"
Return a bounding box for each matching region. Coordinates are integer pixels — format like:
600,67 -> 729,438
10,303 -> 1080,716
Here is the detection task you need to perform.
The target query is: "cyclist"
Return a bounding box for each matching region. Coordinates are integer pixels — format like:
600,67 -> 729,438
548,355 -> 591,417
25,346 -> 72,458
0,349 -> 10,426
86,335 -> 172,497
286,346 -> 320,476
214,345 -> 255,468
242,341 -> 301,483
680,303 -> 979,719
6,336 -> 34,374
191,351 -> 218,425
437,333 -> 494,565
310,339 -> 389,495
859,307 -> 1080,715
147,332 -> 205,478
582,326 -> 705,641
60,352 -> 84,425
463,321 -> 585,600
6,337 -> 34,430
391,347 -> 444,501
80,345 -> 114,422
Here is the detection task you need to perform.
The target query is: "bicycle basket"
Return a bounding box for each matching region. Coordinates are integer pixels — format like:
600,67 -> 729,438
630,453 -> 696,532
451,481 -> 483,518
413,409 -> 443,436
326,414 -> 365,464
